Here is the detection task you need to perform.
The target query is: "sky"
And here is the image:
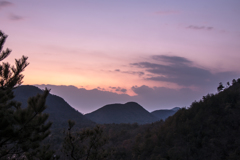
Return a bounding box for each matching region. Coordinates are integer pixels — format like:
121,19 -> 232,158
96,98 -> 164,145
1,0 -> 240,113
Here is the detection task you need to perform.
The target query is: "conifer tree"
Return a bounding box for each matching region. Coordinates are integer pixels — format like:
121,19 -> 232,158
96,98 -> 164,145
62,120 -> 109,160
0,30 -> 55,159
217,82 -> 224,92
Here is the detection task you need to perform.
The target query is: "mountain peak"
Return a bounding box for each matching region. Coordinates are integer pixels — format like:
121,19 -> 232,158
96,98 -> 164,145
124,101 -> 140,106
14,85 -> 94,128
85,102 -> 157,124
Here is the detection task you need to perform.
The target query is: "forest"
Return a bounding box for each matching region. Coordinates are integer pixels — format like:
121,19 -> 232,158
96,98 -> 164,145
1,30 -> 240,160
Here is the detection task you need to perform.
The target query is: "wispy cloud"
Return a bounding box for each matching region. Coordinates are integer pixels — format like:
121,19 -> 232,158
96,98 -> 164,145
131,55 -> 238,87
109,86 -> 127,93
187,25 -> 213,31
154,10 -> 180,15
152,55 -> 192,64
9,13 -> 24,21
0,1 -> 12,8
114,69 -> 144,77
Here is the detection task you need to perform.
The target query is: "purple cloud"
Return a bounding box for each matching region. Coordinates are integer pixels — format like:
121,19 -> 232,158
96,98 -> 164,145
131,85 -> 203,109
9,13 -> 24,21
187,25 -> 213,31
109,86 -> 127,93
131,55 -> 238,87
0,1 -> 12,8
114,69 -> 144,77
152,55 -> 192,64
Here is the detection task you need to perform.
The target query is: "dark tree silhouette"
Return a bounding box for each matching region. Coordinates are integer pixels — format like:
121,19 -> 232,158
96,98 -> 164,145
232,79 -> 237,85
0,30 -> 55,159
217,82 -> 224,92
62,120 -> 109,160
227,81 -> 230,87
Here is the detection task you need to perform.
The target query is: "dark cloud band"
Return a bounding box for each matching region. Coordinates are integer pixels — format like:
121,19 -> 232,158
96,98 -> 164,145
131,55 -> 238,87
0,1 -> 12,8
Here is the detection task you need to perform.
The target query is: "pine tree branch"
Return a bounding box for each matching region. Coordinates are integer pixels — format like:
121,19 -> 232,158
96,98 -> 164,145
0,90 -> 50,149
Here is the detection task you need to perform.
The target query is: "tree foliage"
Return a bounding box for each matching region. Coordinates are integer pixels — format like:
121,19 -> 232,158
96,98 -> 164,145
217,82 -> 224,92
62,120 -> 109,160
130,78 -> 240,160
0,30 -> 55,159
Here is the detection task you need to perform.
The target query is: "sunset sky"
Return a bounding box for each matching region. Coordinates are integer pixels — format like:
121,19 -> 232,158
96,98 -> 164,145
1,0 -> 240,113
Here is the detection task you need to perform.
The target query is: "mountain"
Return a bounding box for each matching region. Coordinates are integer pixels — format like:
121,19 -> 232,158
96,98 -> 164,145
151,107 -> 180,121
13,85 -> 94,129
85,102 -> 158,124
35,84 -> 132,114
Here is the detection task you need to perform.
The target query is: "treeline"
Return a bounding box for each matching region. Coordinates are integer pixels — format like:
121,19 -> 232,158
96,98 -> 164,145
129,79 -> 240,160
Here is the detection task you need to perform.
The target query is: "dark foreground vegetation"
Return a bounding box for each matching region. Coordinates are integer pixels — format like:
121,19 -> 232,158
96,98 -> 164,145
1,30 -> 240,160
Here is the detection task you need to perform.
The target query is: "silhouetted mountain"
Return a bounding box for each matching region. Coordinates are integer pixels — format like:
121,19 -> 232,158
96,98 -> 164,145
35,84 -> 203,114
85,102 -> 158,124
151,107 -> 180,120
13,85 -> 94,129
35,84 -> 132,114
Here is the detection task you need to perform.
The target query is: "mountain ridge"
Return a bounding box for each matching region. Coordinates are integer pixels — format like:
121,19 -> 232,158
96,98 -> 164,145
13,85 -> 179,126
85,102 -> 158,124
13,85 -> 95,129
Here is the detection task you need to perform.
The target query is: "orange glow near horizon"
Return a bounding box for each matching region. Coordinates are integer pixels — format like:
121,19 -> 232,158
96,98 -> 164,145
1,0 -> 240,99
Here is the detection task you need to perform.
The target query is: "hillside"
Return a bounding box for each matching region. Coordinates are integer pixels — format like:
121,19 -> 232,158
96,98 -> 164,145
13,85 -> 95,129
85,102 -> 158,124
151,107 -> 180,121
131,79 -> 240,160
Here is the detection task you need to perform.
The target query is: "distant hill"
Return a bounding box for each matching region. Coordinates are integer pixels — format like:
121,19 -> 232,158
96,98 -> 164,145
35,84 -> 132,114
85,102 -> 158,124
151,107 -> 180,121
13,85 -> 94,129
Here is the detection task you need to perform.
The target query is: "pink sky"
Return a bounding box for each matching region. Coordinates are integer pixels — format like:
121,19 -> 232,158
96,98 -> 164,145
1,0 -> 240,112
